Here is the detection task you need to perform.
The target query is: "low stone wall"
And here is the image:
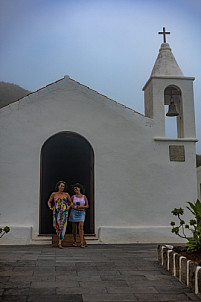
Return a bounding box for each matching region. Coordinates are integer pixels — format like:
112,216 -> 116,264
158,244 -> 201,298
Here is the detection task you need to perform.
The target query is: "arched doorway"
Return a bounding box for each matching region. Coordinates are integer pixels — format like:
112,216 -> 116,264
39,132 -> 94,235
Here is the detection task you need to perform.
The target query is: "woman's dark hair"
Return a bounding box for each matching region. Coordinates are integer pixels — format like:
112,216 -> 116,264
73,183 -> 85,194
55,181 -> 67,191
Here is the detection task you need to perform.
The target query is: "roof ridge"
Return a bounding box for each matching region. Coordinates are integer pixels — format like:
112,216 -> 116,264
0,78 -> 64,110
69,77 -> 144,117
0,76 -> 145,118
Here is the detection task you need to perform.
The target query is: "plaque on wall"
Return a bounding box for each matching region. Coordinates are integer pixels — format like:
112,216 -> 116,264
169,145 -> 185,162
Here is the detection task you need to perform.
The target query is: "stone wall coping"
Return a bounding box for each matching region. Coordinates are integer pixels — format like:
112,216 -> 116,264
158,244 -> 201,298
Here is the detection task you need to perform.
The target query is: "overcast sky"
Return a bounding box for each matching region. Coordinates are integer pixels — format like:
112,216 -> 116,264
0,0 -> 201,152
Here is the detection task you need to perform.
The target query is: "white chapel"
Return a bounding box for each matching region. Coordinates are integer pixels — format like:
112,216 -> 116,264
0,34 -> 200,244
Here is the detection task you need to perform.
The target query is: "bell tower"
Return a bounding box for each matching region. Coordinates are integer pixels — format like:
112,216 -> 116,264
143,28 -> 196,140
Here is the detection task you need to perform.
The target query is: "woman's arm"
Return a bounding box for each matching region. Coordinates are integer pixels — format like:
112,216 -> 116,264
70,196 -> 75,209
66,193 -> 72,205
47,193 -> 55,210
65,193 -> 72,211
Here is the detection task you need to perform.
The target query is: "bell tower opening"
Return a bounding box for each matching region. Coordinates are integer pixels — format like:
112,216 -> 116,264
164,85 -> 183,138
39,131 -> 94,235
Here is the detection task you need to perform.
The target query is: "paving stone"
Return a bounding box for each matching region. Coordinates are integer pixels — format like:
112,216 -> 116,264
29,288 -> 56,295
75,264 -> 97,268
96,266 -> 123,271
76,265 -> 99,271
20,256 -> 39,260
100,274 -> 146,281
127,280 -> 175,287
33,266 -> 55,272
112,265 -> 138,271
119,270 -> 162,276
56,275 -> 101,281
145,274 -> 176,281
0,281 -> 31,289
171,279 -> 189,288
0,266 -> 13,272
55,270 -> 77,276
154,285 -> 192,293
27,294 -> 82,302
0,277 -> 9,283
33,271 -> 56,276
38,255 -> 55,258
16,260 -> 36,266
79,281 -> 128,288
31,280 -> 79,288
36,260 -> 56,266
77,270 -> 118,276
82,293 -> 137,301
0,296 -> 27,301
3,288 -> 30,295
135,293 -> 191,301
56,260 -> 76,264
185,292 -> 201,300
13,267 -> 35,272
135,265 -> 160,271
55,266 -> 76,271
107,286 -> 158,294
10,274 -> 56,282
0,270 -> 33,277
0,244 -> 200,301
56,287 -> 107,294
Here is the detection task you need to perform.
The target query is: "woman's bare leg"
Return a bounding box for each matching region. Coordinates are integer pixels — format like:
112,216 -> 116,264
58,237 -> 63,248
79,222 -> 84,247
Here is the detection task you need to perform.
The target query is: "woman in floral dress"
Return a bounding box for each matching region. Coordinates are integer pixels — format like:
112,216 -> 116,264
47,181 -> 71,248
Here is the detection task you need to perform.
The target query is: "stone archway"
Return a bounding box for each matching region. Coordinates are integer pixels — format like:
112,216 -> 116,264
39,132 -> 94,235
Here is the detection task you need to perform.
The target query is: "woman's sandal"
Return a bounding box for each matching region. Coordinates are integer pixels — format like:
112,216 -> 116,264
72,242 -> 78,247
58,244 -> 63,249
80,243 -> 85,248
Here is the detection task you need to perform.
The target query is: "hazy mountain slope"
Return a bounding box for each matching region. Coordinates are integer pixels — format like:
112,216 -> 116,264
0,81 -> 31,108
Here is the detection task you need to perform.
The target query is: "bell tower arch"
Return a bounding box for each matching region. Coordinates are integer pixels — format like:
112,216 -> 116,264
164,85 -> 183,138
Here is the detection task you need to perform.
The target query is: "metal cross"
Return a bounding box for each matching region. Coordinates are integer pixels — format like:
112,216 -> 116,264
158,27 -> 170,43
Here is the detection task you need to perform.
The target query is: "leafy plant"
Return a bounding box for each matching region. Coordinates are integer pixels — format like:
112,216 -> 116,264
171,200 -> 201,251
0,226 -> 10,238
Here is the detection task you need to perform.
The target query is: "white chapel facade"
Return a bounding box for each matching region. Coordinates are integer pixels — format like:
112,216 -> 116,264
0,34 -> 199,244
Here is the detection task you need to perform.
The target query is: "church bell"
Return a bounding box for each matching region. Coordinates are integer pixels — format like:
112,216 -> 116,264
166,96 -> 179,117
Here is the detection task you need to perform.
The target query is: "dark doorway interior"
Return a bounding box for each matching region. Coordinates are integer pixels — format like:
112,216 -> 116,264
40,132 -> 94,235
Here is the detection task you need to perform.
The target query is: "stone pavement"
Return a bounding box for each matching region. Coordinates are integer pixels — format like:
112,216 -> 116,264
0,244 -> 200,302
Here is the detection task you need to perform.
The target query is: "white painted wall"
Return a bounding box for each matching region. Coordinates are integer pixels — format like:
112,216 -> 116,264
0,76 -> 198,244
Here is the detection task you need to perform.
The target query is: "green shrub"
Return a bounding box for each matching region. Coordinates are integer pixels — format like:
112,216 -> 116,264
171,200 -> 201,251
0,226 -> 10,238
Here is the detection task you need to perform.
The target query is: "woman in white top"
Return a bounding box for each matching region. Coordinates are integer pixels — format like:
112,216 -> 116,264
69,183 -> 89,248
